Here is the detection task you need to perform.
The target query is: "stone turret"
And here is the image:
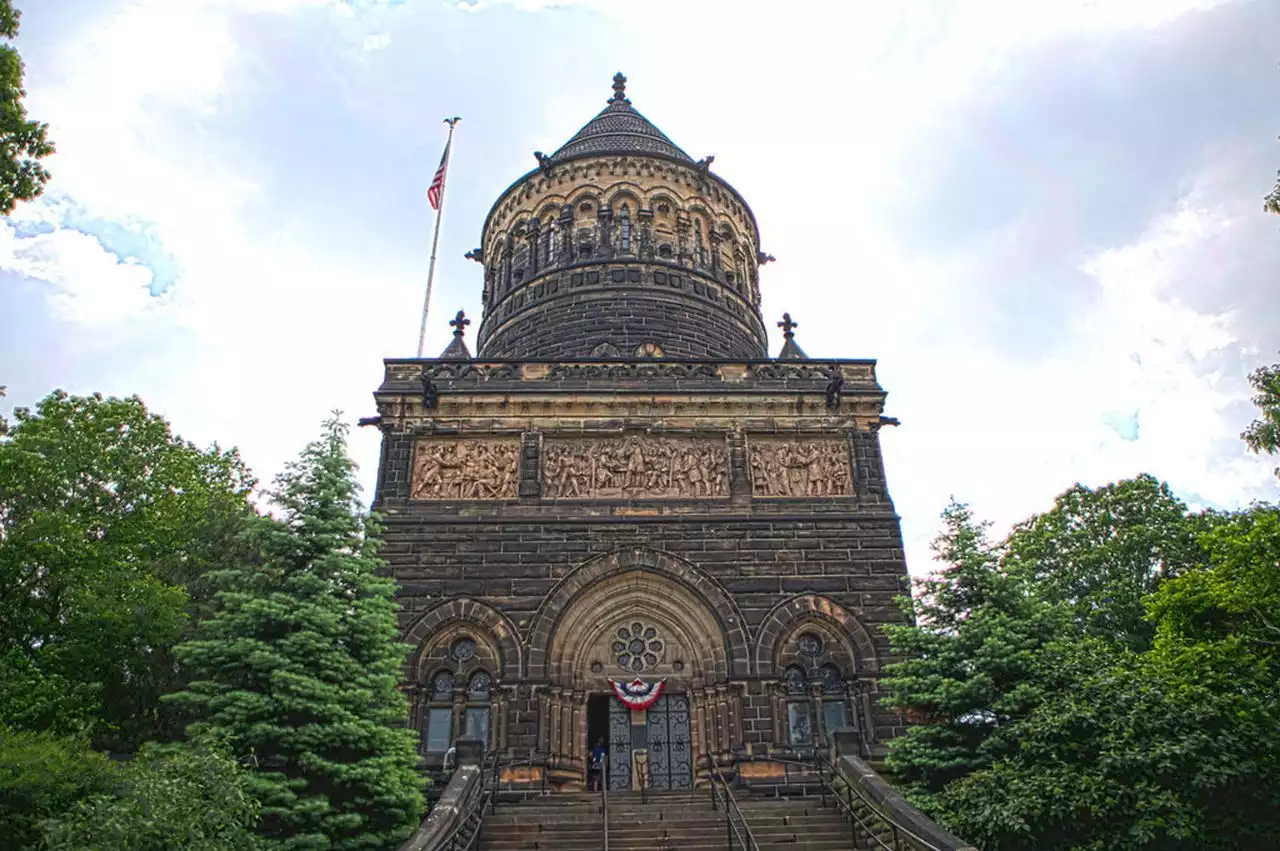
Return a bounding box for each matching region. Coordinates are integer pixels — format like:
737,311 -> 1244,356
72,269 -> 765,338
475,73 -> 768,360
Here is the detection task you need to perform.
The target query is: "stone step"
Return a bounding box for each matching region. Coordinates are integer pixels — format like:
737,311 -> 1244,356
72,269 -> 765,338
477,789 -> 860,851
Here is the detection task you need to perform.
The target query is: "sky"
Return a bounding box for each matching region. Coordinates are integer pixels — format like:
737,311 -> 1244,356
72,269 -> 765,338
2,0 -> 1278,574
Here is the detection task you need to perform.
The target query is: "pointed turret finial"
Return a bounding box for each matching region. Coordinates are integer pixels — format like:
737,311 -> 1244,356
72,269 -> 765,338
439,309 -> 473,360
777,312 -> 809,360
450,309 -> 471,338
610,72 -> 630,106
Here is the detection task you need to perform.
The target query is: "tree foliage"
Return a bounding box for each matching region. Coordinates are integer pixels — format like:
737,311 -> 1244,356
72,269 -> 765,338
0,391 -> 255,751
0,2 -> 53,213
1002,474 -> 1203,650
882,478 -> 1280,850
0,726 -> 116,849
40,739 -> 262,851
169,415 -> 423,849
1241,358 -> 1280,478
881,502 -> 1065,792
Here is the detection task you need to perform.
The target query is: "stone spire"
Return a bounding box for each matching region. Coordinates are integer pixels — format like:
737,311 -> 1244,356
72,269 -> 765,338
547,72 -> 692,164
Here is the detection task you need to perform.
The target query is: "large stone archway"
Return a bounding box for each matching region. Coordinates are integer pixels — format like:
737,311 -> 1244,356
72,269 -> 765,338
529,547 -> 749,789
525,546 -> 751,679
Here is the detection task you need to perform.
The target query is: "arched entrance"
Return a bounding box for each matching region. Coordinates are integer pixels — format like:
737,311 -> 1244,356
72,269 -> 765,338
529,549 -> 746,790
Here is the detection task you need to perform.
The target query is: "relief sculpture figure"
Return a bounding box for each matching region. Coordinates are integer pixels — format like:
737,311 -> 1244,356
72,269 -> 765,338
543,436 -> 727,499
749,439 -> 852,497
411,439 -> 520,500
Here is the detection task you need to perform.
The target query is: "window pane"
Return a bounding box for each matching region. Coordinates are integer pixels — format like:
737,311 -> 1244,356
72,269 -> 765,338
787,702 -> 813,746
823,700 -> 846,735
426,708 -> 452,753
465,707 -> 489,746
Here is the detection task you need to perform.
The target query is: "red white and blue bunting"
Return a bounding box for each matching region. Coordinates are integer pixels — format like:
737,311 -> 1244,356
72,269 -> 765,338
608,677 -> 666,710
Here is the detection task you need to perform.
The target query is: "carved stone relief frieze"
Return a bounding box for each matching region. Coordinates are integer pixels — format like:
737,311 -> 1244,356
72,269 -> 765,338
410,438 -> 520,500
542,435 -> 728,499
747,437 -> 853,498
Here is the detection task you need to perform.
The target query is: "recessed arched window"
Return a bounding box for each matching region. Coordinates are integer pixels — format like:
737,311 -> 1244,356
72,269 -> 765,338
464,671 -> 492,745
819,663 -> 848,738
658,243 -> 673,258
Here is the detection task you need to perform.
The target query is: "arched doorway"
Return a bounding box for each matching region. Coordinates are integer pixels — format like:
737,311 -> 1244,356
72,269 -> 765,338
530,551 -> 746,790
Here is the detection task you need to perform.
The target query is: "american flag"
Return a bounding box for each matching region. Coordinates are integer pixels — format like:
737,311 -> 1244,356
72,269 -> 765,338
427,139 -> 451,210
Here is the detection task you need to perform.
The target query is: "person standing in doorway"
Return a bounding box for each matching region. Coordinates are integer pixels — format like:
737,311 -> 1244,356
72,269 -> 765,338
588,737 -> 607,791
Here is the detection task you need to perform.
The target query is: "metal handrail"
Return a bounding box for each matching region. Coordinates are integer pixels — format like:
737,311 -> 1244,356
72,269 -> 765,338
735,751 -> 945,851
704,755 -> 761,851
814,750 -> 946,851
600,751 -> 609,851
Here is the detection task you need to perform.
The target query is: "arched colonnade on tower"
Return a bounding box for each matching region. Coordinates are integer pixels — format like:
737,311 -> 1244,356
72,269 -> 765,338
399,548 -> 883,791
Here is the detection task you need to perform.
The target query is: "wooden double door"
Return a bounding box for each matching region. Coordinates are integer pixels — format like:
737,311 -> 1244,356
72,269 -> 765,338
606,694 -> 693,791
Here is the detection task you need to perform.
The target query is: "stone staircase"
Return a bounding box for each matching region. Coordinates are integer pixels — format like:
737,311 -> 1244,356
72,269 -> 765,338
478,788 -> 855,850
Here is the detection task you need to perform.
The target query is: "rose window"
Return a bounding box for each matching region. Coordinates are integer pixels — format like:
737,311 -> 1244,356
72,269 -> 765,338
797,632 -> 823,657
451,637 -> 477,662
611,622 -> 664,672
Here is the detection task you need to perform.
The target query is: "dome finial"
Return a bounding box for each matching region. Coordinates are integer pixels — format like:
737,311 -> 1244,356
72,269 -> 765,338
610,72 -> 629,105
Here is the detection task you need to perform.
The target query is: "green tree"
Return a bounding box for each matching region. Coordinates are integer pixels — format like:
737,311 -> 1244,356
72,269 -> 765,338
0,391 -> 255,751
881,501 -> 1066,796
0,726 -> 116,849
1241,357 -> 1280,478
1002,474 -> 1201,650
169,415 -> 423,849
40,738 -> 262,851
0,2 -> 53,213
932,505 -> 1280,851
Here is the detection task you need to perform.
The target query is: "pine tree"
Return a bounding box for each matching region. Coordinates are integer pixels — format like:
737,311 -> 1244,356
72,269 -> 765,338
168,415 -> 423,849
880,501 -> 1065,796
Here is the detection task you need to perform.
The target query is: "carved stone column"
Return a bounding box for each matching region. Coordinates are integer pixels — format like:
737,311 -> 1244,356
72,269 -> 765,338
598,204 -> 613,255
537,688 -> 550,754
527,219 -> 540,275
638,208 -> 653,259
769,682 -> 787,747
689,690 -> 706,768
548,688 -> 563,769
676,215 -> 691,266
712,684 -> 728,755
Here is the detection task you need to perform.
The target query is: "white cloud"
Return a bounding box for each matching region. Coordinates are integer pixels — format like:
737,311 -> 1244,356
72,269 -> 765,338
0,218 -> 161,325
7,0 -> 1276,586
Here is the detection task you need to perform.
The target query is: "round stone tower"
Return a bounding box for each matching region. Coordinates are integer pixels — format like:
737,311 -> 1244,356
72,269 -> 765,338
474,73 -> 769,360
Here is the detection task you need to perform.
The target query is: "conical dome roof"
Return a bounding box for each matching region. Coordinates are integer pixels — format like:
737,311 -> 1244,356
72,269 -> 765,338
549,73 -> 693,164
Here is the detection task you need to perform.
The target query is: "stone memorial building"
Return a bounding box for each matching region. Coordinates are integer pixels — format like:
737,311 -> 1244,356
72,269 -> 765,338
367,74 -> 910,792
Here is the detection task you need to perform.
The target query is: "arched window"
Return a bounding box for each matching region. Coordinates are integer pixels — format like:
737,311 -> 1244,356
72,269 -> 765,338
425,671 -> 455,753
619,205 -> 631,253
464,671 -> 492,744
422,635 -> 497,757
819,663 -> 848,736
783,665 -> 813,745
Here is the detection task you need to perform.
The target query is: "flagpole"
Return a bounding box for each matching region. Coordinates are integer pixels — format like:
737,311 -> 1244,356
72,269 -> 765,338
417,117 -> 461,358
